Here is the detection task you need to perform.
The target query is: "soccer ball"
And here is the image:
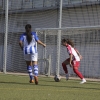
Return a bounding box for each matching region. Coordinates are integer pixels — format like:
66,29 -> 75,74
54,75 -> 61,82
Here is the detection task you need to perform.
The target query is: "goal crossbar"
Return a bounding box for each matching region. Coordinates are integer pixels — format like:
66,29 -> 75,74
36,25 -> 100,31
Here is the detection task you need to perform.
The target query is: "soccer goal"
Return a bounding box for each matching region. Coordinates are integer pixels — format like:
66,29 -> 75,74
36,26 -> 100,79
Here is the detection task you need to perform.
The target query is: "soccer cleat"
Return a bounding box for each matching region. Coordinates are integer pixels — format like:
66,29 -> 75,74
29,80 -> 34,83
34,76 -> 38,85
66,74 -> 69,80
80,78 -> 86,84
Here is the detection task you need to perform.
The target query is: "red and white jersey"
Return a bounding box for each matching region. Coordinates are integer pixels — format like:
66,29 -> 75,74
66,44 -> 80,61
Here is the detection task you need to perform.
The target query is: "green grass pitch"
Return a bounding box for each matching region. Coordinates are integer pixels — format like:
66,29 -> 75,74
0,74 -> 100,100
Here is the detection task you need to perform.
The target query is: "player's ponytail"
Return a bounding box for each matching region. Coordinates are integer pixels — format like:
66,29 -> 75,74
25,24 -> 32,44
62,38 -> 74,47
66,39 -> 74,47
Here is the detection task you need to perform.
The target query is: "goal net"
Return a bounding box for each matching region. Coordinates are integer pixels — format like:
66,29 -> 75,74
0,0 -> 100,79
36,26 -> 100,79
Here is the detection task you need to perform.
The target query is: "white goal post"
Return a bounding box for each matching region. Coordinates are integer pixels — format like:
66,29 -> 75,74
36,26 -> 100,79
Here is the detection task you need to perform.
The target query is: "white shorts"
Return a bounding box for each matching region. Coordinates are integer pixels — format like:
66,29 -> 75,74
24,53 -> 38,61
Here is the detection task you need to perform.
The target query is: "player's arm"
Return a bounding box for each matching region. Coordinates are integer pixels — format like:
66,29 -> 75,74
75,49 -> 82,60
34,32 -> 46,47
19,41 -> 23,51
37,40 -> 46,47
19,34 -> 24,51
69,54 -> 73,67
67,46 -> 73,67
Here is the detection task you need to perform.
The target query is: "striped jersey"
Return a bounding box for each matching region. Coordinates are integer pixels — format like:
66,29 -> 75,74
66,44 -> 80,61
20,32 -> 39,54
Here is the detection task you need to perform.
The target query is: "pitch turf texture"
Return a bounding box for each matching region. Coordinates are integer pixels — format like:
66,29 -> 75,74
0,74 -> 100,100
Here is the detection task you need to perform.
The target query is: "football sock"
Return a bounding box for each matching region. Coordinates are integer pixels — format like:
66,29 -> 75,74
33,65 -> 38,76
27,66 -> 33,80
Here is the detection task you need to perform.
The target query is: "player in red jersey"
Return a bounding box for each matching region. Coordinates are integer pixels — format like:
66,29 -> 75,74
61,39 -> 86,84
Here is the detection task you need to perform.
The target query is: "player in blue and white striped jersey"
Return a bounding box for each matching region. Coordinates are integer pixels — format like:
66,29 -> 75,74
19,24 -> 46,85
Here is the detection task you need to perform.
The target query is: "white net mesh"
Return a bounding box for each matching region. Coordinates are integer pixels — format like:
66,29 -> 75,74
2,32 -> 48,75
36,27 -> 100,78
0,0 -> 57,75
0,0 -> 100,79
62,0 -> 100,27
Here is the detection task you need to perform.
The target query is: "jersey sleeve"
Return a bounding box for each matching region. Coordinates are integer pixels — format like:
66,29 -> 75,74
67,46 -> 72,55
34,32 -> 39,41
19,34 -> 24,42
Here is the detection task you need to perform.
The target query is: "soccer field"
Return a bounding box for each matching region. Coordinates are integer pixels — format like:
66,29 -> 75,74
0,74 -> 100,100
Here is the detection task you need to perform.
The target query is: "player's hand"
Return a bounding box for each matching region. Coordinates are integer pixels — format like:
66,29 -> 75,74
80,55 -> 83,60
70,63 -> 73,68
43,44 -> 46,47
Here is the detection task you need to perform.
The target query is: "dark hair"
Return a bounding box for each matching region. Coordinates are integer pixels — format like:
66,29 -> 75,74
61,38 -> 67,43
62,38 -> 74,47
25,24 -> 32,44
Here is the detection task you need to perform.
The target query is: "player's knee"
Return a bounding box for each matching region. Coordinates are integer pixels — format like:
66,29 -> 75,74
34,65 -> 38,76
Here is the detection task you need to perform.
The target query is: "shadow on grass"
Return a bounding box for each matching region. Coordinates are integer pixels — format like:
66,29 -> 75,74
0,81 -> 32,85
0,81 -> 100,91
38,83 -> 100,91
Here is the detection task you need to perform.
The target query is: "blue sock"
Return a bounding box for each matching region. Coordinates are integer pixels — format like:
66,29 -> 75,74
27,66 -> 33,80
33,65 -> 38,76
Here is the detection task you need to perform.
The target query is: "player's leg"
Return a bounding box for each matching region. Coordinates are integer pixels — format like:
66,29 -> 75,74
62,58 -> 70,80
62,58 -> 70,74
72,61 -> 86,84
24,54 -> 34,83
31,53 -> 38,85
26,61 -> 34,83
32,61 -> 38,85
